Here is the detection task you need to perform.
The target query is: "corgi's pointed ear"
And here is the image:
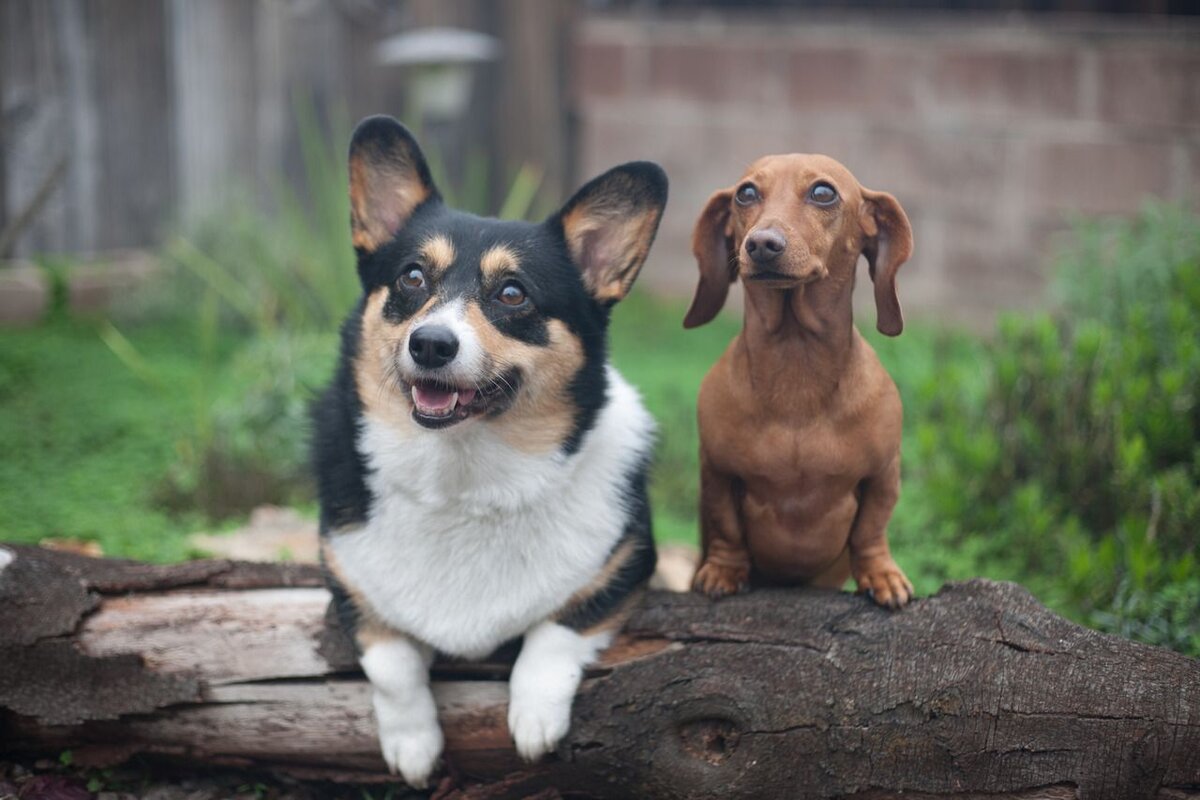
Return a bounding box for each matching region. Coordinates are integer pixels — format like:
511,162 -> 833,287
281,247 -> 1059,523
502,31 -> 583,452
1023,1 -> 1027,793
553,162 -> 668,306
348,116 -> 438,254
859,187 -> 913,337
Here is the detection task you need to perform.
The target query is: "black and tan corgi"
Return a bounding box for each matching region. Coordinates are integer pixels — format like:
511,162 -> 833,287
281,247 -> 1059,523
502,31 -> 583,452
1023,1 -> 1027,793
311,116 -> 667,786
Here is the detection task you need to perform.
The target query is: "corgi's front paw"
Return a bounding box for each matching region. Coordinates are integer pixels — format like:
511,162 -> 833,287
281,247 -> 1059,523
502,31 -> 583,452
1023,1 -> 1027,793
508,688 -> 571,762
377,712 -> 443,788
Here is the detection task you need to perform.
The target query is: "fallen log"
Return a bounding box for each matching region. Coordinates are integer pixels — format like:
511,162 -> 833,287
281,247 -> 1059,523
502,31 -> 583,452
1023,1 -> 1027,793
0,543 -> 1197,800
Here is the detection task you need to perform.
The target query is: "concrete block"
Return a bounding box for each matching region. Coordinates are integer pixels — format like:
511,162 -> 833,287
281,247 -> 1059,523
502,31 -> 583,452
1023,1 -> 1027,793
573,40 -> 627,100
928,49 -> 1082,122
0,264 -> 50,326
1099,49 -> 1200,129
650,41 -> 788,107
788,47 -> 924,117
1027,139 -> 1174,217
66,249 -> 159,315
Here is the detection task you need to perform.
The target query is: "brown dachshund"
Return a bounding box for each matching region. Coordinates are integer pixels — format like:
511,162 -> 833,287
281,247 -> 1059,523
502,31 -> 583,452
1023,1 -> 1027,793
684,154 -> 915,608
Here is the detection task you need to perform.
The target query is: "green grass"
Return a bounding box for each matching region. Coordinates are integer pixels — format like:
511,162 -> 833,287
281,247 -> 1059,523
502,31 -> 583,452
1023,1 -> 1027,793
1,292 -> 980,575
0,318 -> 242,561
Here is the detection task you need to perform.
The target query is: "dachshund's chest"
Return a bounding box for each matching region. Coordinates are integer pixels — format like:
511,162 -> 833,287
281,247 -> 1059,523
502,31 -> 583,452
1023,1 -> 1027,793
703,403 -> 879,484
699,353 -> 899,483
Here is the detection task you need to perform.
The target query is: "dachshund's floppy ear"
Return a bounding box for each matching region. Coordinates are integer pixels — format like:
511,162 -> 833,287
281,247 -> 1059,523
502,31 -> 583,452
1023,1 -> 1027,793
860,188 -> 913,337
348,116 -> 439,254
683,189 -> 736,329
554,161 -> 668,306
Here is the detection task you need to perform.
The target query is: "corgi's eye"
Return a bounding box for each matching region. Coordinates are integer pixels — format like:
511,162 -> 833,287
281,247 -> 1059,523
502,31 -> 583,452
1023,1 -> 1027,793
399,266 -> 425,290
497,280 -> 527,307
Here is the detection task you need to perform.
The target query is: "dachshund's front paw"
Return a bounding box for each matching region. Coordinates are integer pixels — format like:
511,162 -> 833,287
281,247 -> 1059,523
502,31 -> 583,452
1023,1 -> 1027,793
692,559 -> 750,598
853,557 -> 914,609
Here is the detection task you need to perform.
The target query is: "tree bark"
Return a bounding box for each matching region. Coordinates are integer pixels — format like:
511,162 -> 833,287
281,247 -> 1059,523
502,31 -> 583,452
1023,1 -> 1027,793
1,543 -> 1197,800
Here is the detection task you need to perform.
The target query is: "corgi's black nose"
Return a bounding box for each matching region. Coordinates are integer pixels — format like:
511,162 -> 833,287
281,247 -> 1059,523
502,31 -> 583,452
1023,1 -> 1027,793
409,325 -> 459,368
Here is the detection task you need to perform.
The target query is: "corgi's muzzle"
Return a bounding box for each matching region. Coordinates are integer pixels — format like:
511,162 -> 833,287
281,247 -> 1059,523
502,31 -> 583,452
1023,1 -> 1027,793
398,306 -> 523,430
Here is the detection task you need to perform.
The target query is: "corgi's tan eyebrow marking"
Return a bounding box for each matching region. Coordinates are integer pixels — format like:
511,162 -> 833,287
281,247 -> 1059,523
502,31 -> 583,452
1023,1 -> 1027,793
420,235 -> 456,273
480,244 -> 519,278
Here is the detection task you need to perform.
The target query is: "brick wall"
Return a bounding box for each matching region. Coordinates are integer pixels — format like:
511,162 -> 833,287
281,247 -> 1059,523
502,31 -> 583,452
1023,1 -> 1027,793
572,13 -> 1200,327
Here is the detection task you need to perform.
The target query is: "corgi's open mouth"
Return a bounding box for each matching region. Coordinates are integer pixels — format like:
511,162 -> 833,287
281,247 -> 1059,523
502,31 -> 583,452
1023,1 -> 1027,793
406,370 -> 521,429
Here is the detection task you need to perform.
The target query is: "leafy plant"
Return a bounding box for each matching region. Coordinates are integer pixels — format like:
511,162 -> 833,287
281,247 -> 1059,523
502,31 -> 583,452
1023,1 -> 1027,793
907,202 -> 1200,655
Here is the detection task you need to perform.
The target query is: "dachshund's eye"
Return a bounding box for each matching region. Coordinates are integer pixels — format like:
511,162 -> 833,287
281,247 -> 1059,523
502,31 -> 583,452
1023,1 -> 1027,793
497,280 -> 527,307
809,183 -> 838,206
735,183 -> 760,206
398,266 -> 426,290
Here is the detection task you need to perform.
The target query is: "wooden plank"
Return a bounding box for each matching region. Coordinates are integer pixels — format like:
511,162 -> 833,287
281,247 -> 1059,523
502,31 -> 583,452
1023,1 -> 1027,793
77,588 -> 333,685
92,0 -> 173,250
168,0 -> 258,222
494,0 -> 576,211
1,0 -> 77,256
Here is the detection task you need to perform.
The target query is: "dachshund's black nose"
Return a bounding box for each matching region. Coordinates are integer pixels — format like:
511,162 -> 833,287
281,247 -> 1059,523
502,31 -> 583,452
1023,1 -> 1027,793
409,325 -> 459,368
745,229 -> 787,263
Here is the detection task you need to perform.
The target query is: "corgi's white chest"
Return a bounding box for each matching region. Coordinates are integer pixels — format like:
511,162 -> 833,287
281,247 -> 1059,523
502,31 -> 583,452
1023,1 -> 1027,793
329,367 -> 653,659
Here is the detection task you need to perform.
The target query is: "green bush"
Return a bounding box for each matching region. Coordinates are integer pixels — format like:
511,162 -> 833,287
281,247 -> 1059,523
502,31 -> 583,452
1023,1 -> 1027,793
908,202 -> 1200,655
154,332 -> 337,519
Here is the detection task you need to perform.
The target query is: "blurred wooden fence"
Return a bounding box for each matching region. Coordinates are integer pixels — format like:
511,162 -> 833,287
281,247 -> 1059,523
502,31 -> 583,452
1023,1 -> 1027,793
0,0 -> 575,260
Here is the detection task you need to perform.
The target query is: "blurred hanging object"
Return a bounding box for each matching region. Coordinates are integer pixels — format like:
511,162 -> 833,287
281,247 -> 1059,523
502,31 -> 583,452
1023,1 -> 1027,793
375,27 -> 500,122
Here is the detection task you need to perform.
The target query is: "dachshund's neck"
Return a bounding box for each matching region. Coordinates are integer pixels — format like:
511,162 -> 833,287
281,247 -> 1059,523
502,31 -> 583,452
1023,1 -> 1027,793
739,273 -> 858,388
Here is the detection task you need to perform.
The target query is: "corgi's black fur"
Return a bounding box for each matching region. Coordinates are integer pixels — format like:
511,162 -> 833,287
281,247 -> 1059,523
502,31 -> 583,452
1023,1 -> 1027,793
311,116 -> 667,786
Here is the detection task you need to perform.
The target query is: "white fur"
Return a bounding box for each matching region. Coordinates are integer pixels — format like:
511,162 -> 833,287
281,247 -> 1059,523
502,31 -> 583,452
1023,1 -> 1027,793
329,364 -> 654,660
360,637 -> 441,787
0,547 -> 12,575
508,621 -> 613,761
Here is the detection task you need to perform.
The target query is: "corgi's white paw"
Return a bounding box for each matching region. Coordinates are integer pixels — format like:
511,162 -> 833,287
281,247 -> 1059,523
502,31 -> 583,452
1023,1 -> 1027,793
377,713 -> 443,788
508,689 -> 571,762
360,638 -> 440,787
507,621 -> 610,762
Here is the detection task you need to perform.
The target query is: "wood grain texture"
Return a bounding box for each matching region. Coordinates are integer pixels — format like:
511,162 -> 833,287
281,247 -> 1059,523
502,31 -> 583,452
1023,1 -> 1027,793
0,543 -> 1197,799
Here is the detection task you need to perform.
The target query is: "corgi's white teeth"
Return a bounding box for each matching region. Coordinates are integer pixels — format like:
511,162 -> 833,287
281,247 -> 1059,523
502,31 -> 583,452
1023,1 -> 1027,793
413,384 -> 458,417
406,370 -> 518,427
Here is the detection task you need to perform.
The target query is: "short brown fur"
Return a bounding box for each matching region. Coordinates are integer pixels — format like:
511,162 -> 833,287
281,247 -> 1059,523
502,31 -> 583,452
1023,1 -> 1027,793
419,235 -> 457,275
479,244 -> 519,279
468,309 -> 586,454
685,154 -> 914,608
355,288 -> 428,434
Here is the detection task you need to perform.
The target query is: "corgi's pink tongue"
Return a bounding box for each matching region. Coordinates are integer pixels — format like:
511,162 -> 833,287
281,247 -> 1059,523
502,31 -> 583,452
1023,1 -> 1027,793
412,384 -> 477,414
414,384 -> 453,411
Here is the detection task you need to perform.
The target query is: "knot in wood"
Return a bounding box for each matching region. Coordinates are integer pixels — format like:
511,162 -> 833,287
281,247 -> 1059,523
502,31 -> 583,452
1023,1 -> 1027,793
678,717 -> 741,766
